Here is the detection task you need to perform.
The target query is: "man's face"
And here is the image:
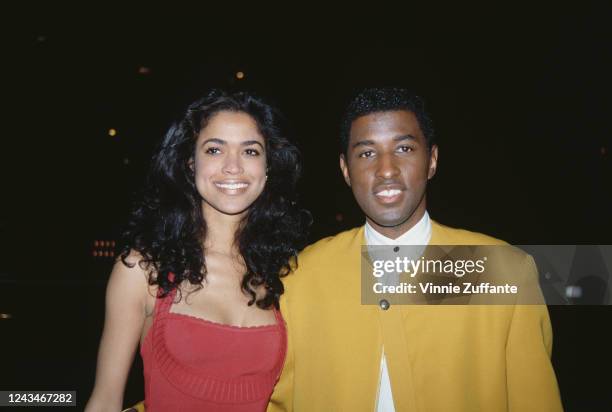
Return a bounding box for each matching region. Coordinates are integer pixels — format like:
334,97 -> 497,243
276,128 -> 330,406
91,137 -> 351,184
340,110 -> 438,238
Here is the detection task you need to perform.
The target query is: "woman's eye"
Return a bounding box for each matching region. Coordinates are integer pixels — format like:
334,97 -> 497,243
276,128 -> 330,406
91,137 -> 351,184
398,146 -> 413,153
245,148 -> 260,156
359,150 -> 374,158
205,147 -> 221,154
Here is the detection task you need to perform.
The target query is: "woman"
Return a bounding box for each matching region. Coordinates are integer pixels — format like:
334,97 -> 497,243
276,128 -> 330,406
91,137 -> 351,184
85,90 -> 309,411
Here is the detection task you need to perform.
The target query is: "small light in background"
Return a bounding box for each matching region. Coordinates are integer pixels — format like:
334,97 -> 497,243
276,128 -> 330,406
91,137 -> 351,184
601,147 -> 607,156
123,158 -> 130,165
108,128 -> 117,137
138,66 -> 151,75
566,285 -> 582,298
36,35 -> 46,43
335,213 -> 344,222
0,313 -> 12,320
236,71 -> 245,80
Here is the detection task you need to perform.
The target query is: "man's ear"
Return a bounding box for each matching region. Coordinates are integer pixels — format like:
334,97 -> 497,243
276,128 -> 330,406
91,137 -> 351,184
427,145 -> 438,180
339,154 -> 351,187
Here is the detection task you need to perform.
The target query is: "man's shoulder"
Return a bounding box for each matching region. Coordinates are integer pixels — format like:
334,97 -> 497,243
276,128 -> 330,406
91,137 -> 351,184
298,226 -> 364,263
431,220 -> 508,245
432,220 -> 535,278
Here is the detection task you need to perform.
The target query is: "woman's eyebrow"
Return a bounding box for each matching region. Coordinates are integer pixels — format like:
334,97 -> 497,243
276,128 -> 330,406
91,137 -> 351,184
201,138 -> 264,149
241,140 -> 265,149
201,138 -> 226,146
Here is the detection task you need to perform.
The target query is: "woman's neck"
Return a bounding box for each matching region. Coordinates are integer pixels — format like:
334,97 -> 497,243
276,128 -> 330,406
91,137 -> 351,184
202,203 -> 246,256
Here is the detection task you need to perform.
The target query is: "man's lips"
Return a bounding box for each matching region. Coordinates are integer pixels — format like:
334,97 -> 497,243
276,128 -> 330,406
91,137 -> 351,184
373,185 -> 405,204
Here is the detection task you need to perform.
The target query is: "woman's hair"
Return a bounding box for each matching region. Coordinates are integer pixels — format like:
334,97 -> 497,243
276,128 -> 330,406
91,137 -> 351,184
119,89 -> 310,309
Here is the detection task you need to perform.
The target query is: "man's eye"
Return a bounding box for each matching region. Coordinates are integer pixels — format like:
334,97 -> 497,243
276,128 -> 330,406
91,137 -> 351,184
398,146 -> 413,153
359,150 -> 374,158
205,147 -> 221,154
245,148 -> 260,156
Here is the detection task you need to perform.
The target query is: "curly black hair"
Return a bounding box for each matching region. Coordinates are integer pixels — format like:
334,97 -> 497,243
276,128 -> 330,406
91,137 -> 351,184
340,87 -> 436,155
119,89 -> 310,309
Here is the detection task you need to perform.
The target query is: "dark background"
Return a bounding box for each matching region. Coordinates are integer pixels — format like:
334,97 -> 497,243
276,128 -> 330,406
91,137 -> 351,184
1,3 -> 611,411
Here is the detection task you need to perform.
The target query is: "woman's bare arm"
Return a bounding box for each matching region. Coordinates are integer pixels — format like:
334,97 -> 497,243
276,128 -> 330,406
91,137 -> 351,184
85,253 -> 149,412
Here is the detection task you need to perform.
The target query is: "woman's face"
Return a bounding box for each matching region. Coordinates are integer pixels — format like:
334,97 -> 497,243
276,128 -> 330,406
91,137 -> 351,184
193,111 -> 267,217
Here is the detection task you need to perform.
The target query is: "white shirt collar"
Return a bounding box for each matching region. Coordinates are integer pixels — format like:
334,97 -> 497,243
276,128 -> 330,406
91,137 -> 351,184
364,211 -> 432,246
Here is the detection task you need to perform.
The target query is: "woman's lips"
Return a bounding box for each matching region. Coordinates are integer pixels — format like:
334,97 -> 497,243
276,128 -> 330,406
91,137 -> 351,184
214,181 -> 249,195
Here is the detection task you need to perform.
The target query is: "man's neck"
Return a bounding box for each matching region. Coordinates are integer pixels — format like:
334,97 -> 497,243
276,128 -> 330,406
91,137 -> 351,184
365,210 -> 432,246
366,209 -> 427,240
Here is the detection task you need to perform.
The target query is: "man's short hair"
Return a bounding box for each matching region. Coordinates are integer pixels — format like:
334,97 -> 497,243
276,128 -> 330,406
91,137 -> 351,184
340,88 -> 436,155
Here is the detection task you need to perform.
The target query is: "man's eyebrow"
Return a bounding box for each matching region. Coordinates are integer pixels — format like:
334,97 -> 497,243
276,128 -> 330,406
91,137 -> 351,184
351,139 -> 376,149
351,134 -> 417,149
393,134 -> 417,142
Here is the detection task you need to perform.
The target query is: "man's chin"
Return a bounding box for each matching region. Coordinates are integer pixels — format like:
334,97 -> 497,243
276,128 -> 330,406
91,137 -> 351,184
367,213 -> 411,229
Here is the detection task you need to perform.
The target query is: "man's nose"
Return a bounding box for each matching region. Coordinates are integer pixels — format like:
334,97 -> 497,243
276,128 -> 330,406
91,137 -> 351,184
375,153 -> 401,179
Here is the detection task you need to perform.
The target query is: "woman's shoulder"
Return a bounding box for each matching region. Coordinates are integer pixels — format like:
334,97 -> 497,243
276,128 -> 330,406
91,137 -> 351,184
107,250 -> 156,309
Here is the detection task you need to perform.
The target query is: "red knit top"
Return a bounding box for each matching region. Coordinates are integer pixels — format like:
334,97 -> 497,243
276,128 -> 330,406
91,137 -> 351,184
140,287 -> 287,412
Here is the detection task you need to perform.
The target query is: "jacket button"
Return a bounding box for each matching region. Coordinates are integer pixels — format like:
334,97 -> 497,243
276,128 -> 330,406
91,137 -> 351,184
379,299 -> 390,310
393,246 -> 399,252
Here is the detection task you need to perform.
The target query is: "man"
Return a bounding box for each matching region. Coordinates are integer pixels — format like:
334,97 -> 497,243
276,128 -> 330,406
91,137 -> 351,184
268,88 -> 562,411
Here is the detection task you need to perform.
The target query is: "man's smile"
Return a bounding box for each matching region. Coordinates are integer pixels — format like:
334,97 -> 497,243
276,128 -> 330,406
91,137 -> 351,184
373,184 -> 406,204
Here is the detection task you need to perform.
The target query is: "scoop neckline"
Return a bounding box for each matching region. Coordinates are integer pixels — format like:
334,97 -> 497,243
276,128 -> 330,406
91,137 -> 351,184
167,310 -> 281,331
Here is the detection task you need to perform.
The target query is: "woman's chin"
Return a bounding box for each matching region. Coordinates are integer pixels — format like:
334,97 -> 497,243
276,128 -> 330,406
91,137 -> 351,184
203,201 -> 251,217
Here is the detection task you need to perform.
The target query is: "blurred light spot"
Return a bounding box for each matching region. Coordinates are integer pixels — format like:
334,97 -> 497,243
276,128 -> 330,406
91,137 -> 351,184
565,285 -> 582,298
93,251 -> 98,257
111,241 -> 116,247
0,313 -> 12,319
94,240 -> 99,247
236,71 -> 245,80
601,147 -> 607,156
335,213 -> 344,222
138,66 -> 151,75
108,128 -> 117,137
123,158 -> 130,165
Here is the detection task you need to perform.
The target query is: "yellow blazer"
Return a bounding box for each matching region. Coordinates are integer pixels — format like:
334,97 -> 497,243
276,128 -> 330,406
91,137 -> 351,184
268,221 -> 562,411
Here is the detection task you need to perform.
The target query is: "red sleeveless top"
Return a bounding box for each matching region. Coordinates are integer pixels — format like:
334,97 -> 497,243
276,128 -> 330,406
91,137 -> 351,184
140,287 -> 287,412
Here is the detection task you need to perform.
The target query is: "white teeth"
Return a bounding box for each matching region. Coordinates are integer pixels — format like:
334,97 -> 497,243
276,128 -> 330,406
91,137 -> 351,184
376,189 -> 401,197
216,183 -> 248,190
